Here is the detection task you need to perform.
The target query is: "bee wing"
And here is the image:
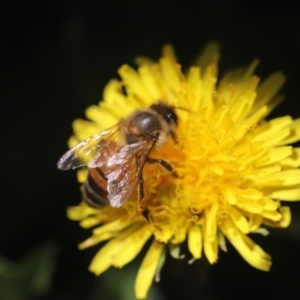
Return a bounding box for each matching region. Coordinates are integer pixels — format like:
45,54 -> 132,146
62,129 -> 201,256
57,126 -> 120,170
105,140 -> 155,208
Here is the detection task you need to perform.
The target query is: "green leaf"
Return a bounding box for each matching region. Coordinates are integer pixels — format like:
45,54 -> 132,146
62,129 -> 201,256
0,242 -> 57,300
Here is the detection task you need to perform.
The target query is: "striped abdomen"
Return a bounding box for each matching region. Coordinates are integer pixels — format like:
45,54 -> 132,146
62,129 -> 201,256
82,167 -> 109,207
81,141 -> 121,207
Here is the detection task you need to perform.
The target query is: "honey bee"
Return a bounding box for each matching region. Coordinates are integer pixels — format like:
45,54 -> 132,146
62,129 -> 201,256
57,102 -> 179,209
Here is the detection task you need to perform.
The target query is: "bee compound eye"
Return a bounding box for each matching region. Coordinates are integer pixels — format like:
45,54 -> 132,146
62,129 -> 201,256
152,131 -> 160,139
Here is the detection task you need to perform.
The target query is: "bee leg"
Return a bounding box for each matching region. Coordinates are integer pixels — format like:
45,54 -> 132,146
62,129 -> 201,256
141,207 -> 150,221
138,172 -> 145,200
137,170 -> 151,221
146,158 -> 178,177
170,130 -> 178,145
136,155 -> 147,213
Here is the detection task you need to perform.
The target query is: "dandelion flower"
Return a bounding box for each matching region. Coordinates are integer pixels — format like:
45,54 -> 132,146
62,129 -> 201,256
65,43 -> 300,299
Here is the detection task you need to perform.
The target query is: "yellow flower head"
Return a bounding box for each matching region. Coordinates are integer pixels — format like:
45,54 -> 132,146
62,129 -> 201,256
65,44 -> 300,299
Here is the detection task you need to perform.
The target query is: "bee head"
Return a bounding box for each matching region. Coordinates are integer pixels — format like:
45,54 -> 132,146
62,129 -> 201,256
150,103 -> 178,127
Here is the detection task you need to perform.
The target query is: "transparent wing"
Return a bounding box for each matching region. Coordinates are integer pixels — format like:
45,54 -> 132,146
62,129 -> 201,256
57,126 -> 120,170
105,140 -> 155,207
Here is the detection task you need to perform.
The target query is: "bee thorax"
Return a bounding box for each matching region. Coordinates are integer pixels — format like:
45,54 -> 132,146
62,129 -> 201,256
126,111 -> 163,144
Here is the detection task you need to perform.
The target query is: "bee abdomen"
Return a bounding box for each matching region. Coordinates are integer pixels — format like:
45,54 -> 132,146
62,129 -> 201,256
82,168 -> 109,207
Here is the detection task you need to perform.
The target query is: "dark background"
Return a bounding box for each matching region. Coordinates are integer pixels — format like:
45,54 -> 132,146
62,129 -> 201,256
2,1 -> 300,299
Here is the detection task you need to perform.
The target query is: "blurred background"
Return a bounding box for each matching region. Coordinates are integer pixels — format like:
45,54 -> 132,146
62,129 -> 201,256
2,0 -> 300,299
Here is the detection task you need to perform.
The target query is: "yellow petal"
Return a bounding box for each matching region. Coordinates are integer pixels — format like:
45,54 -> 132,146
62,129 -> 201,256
67,203 -> 96,221
262,128 -> 291,148
281,148 -> 300,167
258,169 -> 300,187
118,65 -> 152,105
89,224 -> 142,276
229,90 -> 256,122
245,165 -> 281,181
134,56 -> 155,67
92,219 -> 134,236
204,203 -> 218,242
229,207 -> 250,233
239,188 -> 263,200
261,210 -> 282,221
279,206 -> 292,227
280,118 -> 300,145
221,219 -> 272,271
211,104 -> 229,132
162,44 -> 178,64
235,199 -> 263,214
261,197 -> 279,210
112,225 -> 152,268
244,105 -> 268,128
79,231 -> 117,249
268,188 -> 300,200
160,57 -> 182,96
256,146 -> 292,167
79,216 -> 102,228
138,65 -> 161,100
192,42 -> 220,75
85,105 -> 118,128
186,67 -> 202,112
188,225 -> 202,259
135,240 -> 164,299
171,226 -> 187,244
200,64 -> 217,119
103,79 -> 141,117
254,71 -> 286,110
76,169 -> 88,183
248,214 -> 263,231
263,206 -> 291,228
252,116 -> 292,143
67,135 -> 79,148
204,237 -> 218,264
223,187 -> 238,205
72,119 -> 102,140
218,61 -> 259,98
88,239 -> 118,275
